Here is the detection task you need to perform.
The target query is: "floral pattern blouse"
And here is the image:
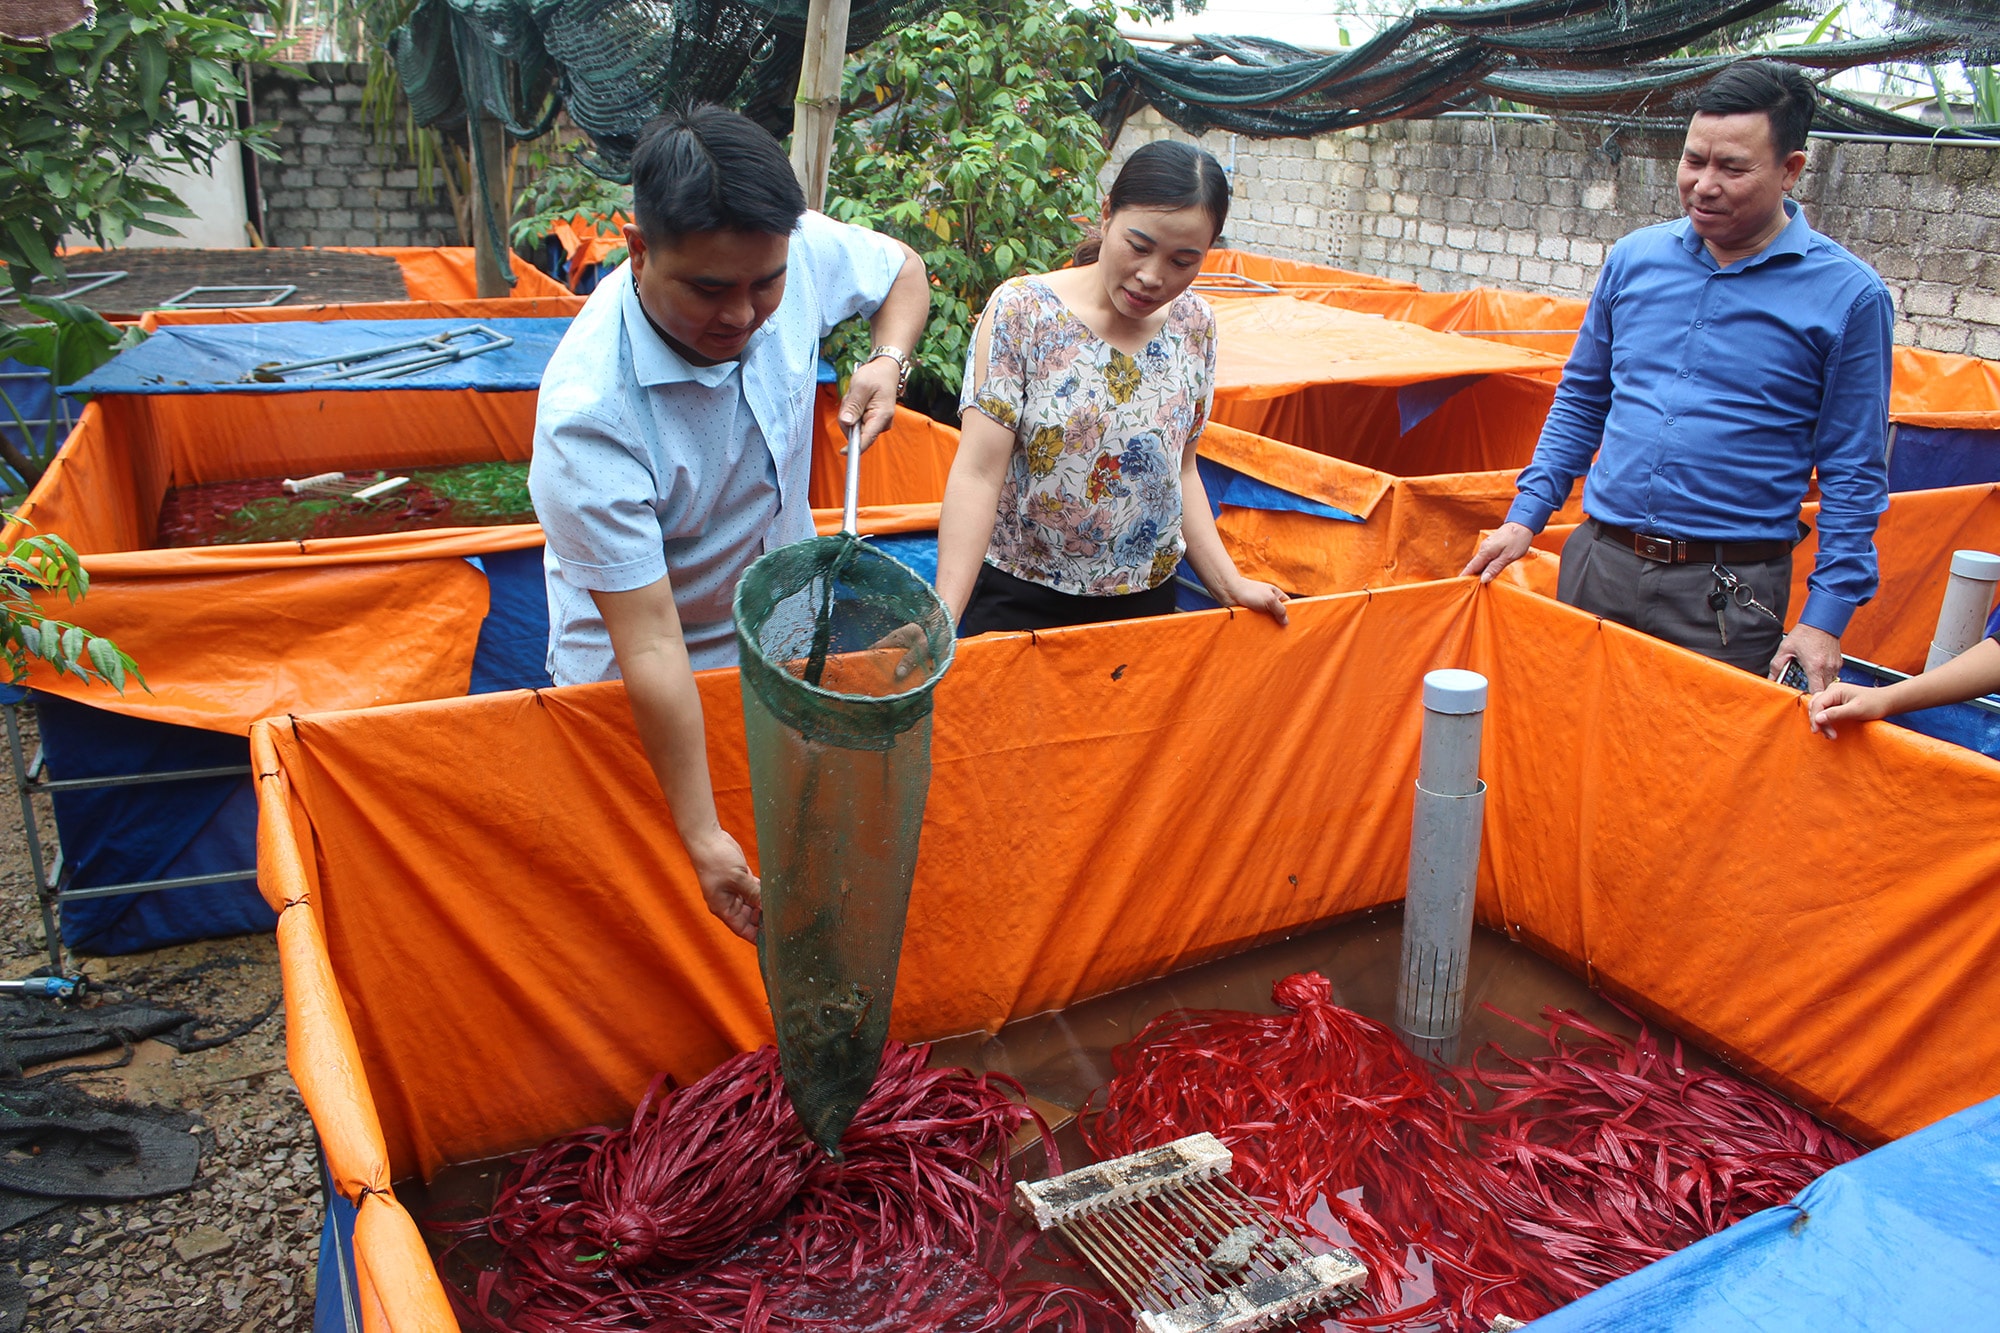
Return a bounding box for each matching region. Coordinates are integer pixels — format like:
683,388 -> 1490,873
959,276 -> 1217,596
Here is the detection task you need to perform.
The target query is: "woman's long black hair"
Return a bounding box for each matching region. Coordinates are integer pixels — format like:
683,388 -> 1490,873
1075,140 -> 1231,266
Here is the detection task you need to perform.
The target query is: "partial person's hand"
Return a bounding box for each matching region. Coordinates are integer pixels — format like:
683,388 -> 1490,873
1805,681 -> 1888,740
873,622 -> 937,683
1227,577 -> 1290,626
1461,522 -> 1536,583
1769,623 -> 1843,694
840,357 -> 903,451
685,827 -> 761,942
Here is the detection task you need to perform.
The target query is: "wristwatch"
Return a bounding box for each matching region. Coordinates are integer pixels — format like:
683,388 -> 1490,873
865,345 -> 912,397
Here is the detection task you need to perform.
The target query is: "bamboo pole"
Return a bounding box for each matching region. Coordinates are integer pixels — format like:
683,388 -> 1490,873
471,110 -> 512,298
788,0 -> 853,210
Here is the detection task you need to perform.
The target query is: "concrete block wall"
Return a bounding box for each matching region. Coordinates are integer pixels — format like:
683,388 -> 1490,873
1107,108 -> 2000,360
250,63 -> 460,249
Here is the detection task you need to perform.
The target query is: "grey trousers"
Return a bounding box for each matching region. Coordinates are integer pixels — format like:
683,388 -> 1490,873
1556,522 -> 1790,675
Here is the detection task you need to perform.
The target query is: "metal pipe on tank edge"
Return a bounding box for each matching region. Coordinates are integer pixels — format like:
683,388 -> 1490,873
1396,670 -> 1488,1067
1926,550 -> 2000,672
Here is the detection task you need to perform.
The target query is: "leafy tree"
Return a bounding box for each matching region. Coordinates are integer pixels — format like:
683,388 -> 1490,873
0,519 -> 141,691
825,0 -> 1133,415
0,296 -> 144,489
0,0 -> 272,294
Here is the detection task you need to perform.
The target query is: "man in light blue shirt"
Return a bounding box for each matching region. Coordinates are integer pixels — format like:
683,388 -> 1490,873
530,106 -> 929,942
1465,62 -> 1891,692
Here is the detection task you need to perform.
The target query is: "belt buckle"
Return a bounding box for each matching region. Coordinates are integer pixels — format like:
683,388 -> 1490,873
1633,533 -> 1676,563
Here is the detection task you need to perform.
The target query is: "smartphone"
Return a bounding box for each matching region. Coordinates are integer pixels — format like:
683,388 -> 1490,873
1779,660 -> 1810,692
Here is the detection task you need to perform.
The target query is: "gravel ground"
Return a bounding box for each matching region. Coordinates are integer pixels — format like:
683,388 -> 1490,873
0,713 -> 321,1332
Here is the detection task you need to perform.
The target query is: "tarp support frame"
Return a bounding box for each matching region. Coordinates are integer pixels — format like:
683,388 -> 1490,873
3,695 -> 256,973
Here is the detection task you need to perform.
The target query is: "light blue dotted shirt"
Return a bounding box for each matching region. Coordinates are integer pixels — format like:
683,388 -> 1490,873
530,212 -> 904,682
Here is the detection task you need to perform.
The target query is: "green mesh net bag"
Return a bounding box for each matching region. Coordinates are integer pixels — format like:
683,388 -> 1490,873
732,530 -> 955,1157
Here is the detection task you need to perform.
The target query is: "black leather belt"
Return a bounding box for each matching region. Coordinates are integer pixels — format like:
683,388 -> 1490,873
1587,519 -> 1792,566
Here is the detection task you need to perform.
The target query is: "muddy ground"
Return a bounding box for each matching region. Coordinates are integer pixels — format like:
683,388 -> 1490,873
0,715 -> 319,1332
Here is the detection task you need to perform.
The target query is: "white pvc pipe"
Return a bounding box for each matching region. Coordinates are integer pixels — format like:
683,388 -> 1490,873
1395,669 -> 1488,1063
1926,550 -> 2000,672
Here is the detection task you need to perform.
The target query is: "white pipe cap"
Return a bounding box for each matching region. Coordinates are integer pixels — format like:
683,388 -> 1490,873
1950,550 -> 2000,581
1423,668 -> 1489,715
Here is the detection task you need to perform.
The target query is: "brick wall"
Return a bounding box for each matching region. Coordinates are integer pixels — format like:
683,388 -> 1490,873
250,63 -> 460,249
1107,108 -> 2000,360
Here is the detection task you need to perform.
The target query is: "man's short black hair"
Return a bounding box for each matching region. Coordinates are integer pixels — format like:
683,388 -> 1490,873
630,105 -> 807,244
1694,61 -> 1817,159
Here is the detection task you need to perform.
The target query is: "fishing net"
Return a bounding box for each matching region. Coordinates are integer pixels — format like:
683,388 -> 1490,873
732,532 -> 954,1157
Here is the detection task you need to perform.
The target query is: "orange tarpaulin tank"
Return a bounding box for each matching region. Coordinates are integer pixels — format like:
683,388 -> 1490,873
8,297 -> 947,730
255,577 -> 2000,1331
331,247 -> 573,301
22,279 -> 2000,726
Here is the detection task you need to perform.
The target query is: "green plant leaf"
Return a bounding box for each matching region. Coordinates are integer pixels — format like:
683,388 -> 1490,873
86,637 -> 127,692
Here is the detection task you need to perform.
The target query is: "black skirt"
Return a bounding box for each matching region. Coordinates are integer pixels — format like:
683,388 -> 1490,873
958,563 -> 1177,637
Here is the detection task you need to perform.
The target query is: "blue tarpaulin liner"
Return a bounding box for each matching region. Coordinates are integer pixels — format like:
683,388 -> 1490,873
1198,455 -> 1364,524
1888,426 -> 2000,494
1397,374 -> 1484,436
867,533 -> 938,585
43,554 -> 552,953
1533,1094 -> 2000,1331
61,319 -> 571,396
38,693 -> 267,954
313,1152 -> 360,1333
0,357 -> 72,460
464,547 -> 557,696
1839,659 -> 2000,763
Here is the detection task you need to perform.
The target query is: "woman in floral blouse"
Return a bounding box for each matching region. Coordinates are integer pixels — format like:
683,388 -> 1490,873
934,141 -> 1290,635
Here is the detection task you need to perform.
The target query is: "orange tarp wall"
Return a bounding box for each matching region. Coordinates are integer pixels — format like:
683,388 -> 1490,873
257,578 -> 2000,1332
332,247 -> 573,302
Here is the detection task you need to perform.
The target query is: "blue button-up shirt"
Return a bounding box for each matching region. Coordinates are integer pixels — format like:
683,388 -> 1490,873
1507,201 -> 1893,636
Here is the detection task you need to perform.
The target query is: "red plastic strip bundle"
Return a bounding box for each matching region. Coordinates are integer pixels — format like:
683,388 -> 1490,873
1080,974 -> 1860,1333
1080,973 -> 1558,1329
1447,1005 -> 1863,1304
443,1041 -> 1129,1332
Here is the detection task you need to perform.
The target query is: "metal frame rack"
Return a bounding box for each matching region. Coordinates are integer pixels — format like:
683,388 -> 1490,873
2,692 -> 254,975
0,362 -> 81,464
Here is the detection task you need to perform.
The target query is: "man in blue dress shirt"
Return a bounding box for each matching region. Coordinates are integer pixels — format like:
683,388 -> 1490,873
531,107 -> 930,942
1464,61 -> 1892,693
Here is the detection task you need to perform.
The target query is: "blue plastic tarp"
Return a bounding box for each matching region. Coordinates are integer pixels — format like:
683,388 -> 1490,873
1198,455 -> 1364,524
1841,660 -> 2000,762
41,553 -> 551,954
1397,373 -> 1484,435
1532,1094 -> 2000,1331
0,357 -> 73,461
1887,425 -> 2000,493
62,319 -> 570,396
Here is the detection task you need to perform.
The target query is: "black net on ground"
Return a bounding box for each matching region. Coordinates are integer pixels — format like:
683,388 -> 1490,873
732,533 -> 954,1157
1094,0 -> 2000,141
0,1082 -> 201,1231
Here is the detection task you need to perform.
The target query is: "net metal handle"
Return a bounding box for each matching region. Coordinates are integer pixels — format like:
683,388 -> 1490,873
842,421 -> 862,537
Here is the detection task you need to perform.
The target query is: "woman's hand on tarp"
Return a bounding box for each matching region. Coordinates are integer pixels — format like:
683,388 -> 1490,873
875,623 -> 936,683
1227,577 -> 1290,626
1463,522 -> 1536,583
1806,681 -> 1887,740
687,827 -> 762,942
